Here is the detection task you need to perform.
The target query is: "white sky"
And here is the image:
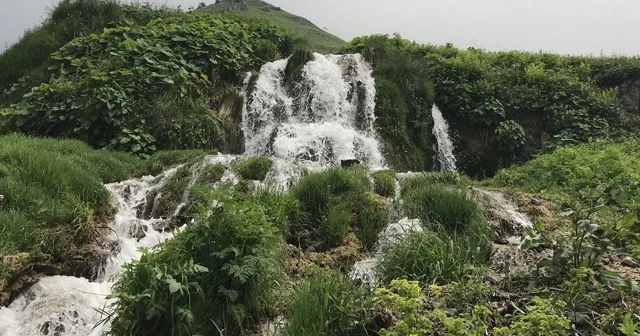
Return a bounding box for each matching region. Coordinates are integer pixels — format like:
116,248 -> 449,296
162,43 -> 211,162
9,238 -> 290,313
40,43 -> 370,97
1,0 -> 639,55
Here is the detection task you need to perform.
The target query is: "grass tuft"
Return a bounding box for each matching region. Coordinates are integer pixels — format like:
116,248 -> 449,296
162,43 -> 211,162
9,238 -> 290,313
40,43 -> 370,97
237,156 -> 273,181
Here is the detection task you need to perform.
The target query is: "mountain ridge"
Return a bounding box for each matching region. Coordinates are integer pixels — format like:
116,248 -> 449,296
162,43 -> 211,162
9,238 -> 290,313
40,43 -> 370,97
199,0 -> 346,54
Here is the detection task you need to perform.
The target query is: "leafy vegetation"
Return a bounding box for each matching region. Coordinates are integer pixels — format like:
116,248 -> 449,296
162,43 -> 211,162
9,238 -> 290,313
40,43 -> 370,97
0,0 -> 182,105
108,186 -> 283,336
0,134 -> 139,281
1,8 -> 303,157
236,156 -> 273,180
289,167 -> 387,249
342,34 -> 640,176
200,0 -> 345,54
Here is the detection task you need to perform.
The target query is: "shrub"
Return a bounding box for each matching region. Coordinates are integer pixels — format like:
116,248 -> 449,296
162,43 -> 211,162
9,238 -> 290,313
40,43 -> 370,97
493,120 -> 526,153
371,170 -> 396,198
403,184 -> 480,233
237,156 -> 273,181
197,164 -> 226,185
494,297 -> 571,336
377,224 -> 492,285
5,12 -> 295,155
108,188 -> 283,336
321,201 -> 352,247
283,269 -> 373,336
492,140 -> 640,211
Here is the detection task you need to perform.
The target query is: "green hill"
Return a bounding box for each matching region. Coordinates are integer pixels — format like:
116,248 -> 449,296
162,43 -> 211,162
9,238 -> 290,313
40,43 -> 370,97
199,0 -> 346,54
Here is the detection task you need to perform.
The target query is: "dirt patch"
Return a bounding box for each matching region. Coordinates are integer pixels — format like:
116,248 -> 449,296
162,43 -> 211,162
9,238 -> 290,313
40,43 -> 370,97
0,243 -> 113,307
285,233 -> 363,277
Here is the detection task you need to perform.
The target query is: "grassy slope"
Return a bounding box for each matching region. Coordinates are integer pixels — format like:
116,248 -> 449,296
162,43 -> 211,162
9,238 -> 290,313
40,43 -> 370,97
0,134 -> 139,266
200,0 -> 345,54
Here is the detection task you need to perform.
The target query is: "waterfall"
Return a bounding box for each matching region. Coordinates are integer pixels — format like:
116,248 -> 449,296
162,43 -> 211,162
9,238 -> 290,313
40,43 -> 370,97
242,53 -> 384,168
431,104 -> 457,171
0,53 -> 386,335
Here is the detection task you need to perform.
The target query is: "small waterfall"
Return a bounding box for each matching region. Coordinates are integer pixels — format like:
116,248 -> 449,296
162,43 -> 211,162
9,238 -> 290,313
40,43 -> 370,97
242,53 -> 384,167
0,168 -> 182,336
431,104 -> 457,171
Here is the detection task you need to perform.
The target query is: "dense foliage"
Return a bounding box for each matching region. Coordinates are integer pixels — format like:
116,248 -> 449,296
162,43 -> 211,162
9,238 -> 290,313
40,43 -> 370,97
109,186 -> 283,336
342,34 -> 640,176
0,0 -> 182,104
1,10 -> 301,157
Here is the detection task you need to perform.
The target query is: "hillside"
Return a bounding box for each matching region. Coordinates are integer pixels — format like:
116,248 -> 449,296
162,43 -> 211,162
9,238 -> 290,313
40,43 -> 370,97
199,0 -> 346,54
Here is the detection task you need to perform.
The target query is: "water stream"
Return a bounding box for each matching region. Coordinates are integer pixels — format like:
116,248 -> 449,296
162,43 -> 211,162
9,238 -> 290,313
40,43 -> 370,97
431,104 -> 457,171
0,53 -> 385,335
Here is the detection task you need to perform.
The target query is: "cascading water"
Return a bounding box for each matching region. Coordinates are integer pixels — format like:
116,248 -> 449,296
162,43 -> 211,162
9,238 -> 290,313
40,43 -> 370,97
431,104 -> 457,171
243,53 -> 384,167
0,168 -> 182,336
0,53 -> 385,335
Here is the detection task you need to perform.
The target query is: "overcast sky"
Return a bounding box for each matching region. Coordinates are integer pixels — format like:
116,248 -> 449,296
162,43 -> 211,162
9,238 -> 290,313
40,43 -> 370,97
2,0 -> 639,55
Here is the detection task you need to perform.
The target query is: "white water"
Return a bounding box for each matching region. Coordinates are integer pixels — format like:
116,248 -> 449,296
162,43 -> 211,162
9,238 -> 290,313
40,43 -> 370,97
243,53 -> 384,167
0,169 -> 181,336
431,104 -> 457,171
0,54 -> 386,335
350,217 -> 423,286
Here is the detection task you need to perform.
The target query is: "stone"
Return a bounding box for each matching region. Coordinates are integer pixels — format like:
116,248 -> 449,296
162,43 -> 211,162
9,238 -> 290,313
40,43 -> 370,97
571,312 -> 589,326
0,194 -> 4,202
530,197 -> 541,205
486,271 -> 504,284
621,257 -> 639,268
341,159 -> 360,168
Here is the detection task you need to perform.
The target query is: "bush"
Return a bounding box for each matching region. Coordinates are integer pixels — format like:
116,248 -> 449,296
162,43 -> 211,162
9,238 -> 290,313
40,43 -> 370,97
0,134 -> 139,261
135,150 -> 208,176
377,223 -> 492,285
350,192 -> 389,251
493,120 -> 526,153
5,12 -> 295,156
283,269 -> 373,336
371,170 -> 396,198
291,167 -> 370,224
492,140 -> 640,211
237,156 -> 273,181
494,297 -> 571,336
403,184 -> 480,233
108,188 -> 283,336
197,164 -> 226,185
289,167 -> 373,248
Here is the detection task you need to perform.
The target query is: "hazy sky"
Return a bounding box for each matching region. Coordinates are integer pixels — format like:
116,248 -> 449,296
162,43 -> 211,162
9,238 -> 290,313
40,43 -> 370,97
2,0 -> 639,55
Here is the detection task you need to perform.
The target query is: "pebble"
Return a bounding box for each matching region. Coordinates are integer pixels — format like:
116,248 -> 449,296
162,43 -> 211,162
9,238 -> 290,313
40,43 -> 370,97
530,197 -> 541,205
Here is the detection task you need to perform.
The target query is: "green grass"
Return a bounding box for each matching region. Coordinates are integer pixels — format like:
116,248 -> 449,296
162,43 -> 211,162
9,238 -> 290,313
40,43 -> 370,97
403,184 -> 481,233
371,170 -> 396,198
236,156 -> 273,181
377,223 -> 492,285
492,139 -> 640,211
0,134 -> 139,260
283,268 -> 373,336
200,0 -> 345,54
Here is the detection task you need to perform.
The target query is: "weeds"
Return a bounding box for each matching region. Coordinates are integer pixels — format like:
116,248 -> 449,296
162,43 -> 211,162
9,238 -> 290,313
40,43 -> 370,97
404,184 -> 480,233
237,156 -> 273,181
283,268 -> 373,336
371,170 -> 396,198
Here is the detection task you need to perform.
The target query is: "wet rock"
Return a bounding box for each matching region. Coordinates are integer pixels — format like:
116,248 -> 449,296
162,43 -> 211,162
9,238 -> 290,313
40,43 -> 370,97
373,307 -> 399,330
610,255 -> 620,262
571,312 -> 589,326
622,257 -> 639,268
341,159 -> 360,169
530,197 -> 540,205
0,194 -> 4,202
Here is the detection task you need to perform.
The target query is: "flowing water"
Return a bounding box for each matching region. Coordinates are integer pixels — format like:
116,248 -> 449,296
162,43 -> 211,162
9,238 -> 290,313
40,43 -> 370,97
243,53 -> 384,167
431,104 -> 457,171
0,53 -> 386,335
